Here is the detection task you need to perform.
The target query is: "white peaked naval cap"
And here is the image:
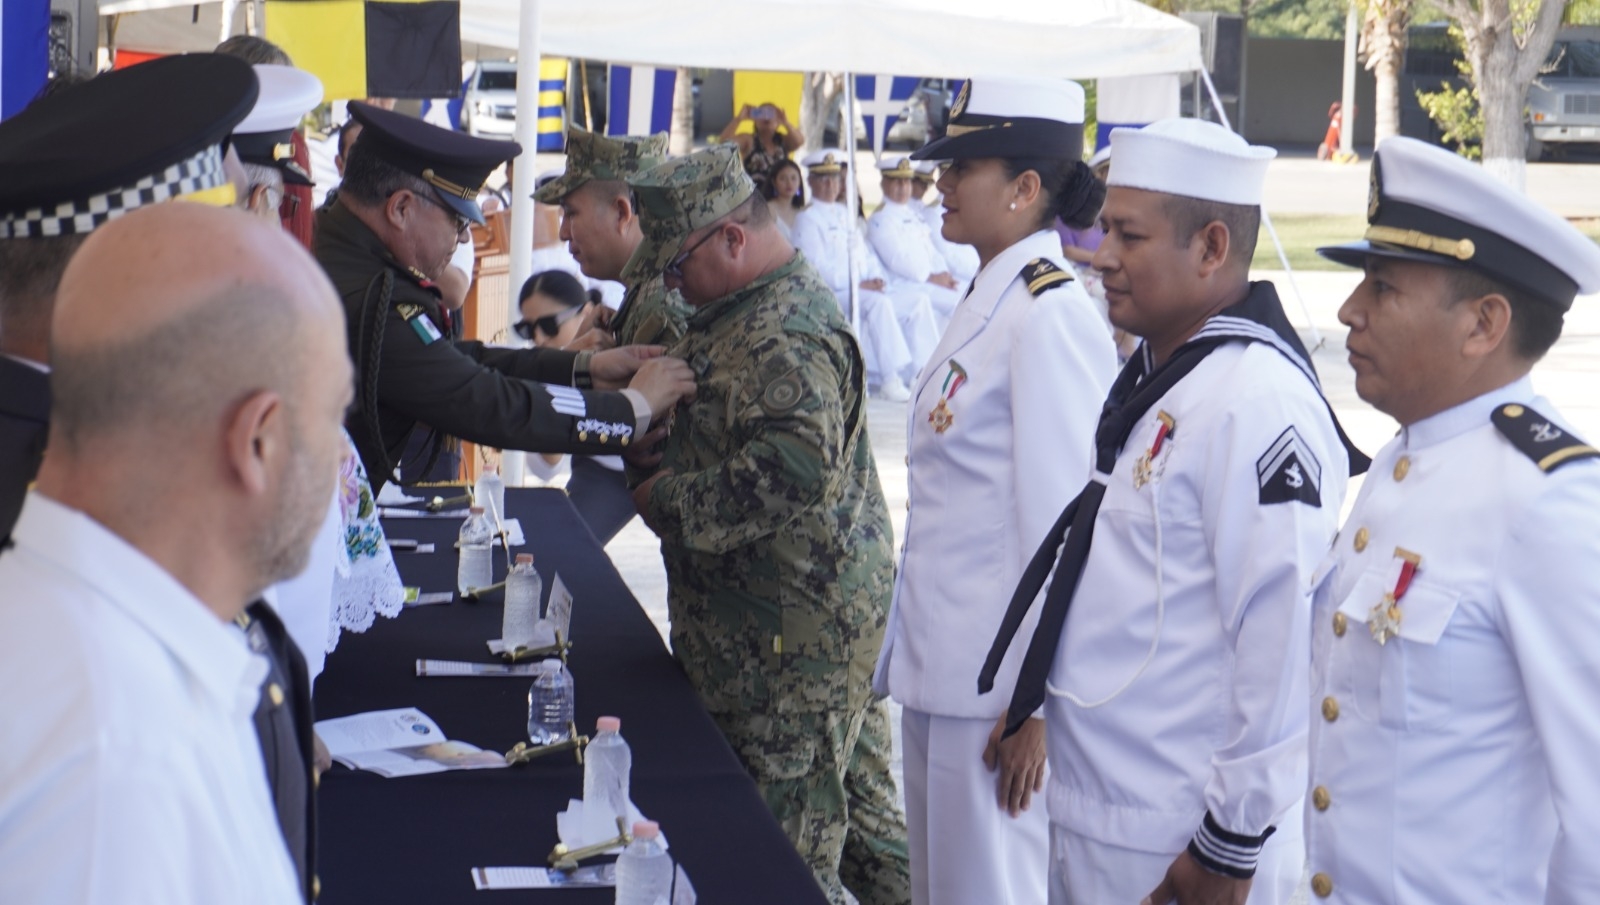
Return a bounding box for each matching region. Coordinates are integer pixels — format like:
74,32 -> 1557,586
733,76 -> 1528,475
911,77 -> 1086,162
1318,136 -> 1600,310
234,64 -> 323,136
1106,118 -> 1275,206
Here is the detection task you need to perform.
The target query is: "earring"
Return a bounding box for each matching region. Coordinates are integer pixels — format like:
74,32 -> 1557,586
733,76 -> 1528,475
1009,202 -> 1017,211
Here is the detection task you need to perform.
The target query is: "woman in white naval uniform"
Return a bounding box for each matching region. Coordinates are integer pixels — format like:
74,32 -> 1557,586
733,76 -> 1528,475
792,151 -> 933,398
867,155 -> 964,327
913,162 -> 981,285
871,77 -> 1117,905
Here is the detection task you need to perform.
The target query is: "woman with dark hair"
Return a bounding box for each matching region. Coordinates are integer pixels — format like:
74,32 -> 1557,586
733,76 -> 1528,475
718,101 -> 805,180
515,270 -> 599,348
871,78 -> 1117,905
763,157 -> 805,239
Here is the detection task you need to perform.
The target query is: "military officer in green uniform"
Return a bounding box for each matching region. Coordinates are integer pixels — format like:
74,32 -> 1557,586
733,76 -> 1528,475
532,126 -> 689,348
313,103 -> 694,490
626,145 -> 911,905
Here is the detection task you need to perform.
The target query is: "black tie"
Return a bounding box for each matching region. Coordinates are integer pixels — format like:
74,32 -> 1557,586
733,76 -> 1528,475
979,339 -> 1224,737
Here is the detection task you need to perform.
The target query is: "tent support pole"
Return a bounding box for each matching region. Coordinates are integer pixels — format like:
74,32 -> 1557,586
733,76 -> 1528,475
1197,67 -> 1323,349
844,72 -> 861,340
510,1 -> 542,316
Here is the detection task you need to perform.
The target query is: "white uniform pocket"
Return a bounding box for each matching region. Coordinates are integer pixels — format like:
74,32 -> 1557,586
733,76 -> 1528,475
1334,570 -> 1461,731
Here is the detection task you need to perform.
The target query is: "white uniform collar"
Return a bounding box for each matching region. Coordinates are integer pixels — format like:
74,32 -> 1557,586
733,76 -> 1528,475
966,229 -> 1063,319
1400,375 -> 1535,451
10,493 -> 267,715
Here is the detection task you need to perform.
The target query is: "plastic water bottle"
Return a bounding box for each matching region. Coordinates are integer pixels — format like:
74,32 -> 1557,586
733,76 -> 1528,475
502,553 -> 543,648
614,821 -> 674,905
456,506 -> 493,595
526,658 -> 574,745
582,716 -> 632,841
474,464 -> 506,526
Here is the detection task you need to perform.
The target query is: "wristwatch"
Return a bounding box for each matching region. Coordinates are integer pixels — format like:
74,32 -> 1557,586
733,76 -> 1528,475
573,350 -> 594,389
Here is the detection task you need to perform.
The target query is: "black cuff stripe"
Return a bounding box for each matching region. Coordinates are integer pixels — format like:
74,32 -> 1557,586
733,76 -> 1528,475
1187,812 -> 1276,880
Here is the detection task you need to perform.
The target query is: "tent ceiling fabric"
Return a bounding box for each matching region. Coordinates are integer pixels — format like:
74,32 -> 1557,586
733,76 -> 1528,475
101,0 -> 1201,79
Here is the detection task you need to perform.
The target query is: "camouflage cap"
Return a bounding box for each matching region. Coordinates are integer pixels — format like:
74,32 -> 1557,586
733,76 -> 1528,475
530,126 -> 669,203
622,144 -> 756,283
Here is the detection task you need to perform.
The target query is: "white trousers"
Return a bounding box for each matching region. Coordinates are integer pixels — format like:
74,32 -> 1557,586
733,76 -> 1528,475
835,287 -> 913,386
1046,823 -> 1305,905
880,286 -> 942,377
902,708 -> 1049,905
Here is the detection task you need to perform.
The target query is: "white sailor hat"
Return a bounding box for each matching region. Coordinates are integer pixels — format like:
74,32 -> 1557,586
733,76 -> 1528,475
1107,118 -> 1274,206
877,155 -> 917,179
911,78 -> 1085,162
1319,136 -> 1600,311
1088,146 -> 1112,170
232,64 -> 323,186
802,149 -> 845,175
912,160 -> 937,178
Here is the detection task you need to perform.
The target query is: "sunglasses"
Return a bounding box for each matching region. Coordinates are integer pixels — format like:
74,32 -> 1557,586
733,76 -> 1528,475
513,303 -> 586,340
664,225 -> 724,280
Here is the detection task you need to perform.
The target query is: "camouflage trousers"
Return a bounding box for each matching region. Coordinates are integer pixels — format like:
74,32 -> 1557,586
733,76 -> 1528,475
710,699 -> 912,905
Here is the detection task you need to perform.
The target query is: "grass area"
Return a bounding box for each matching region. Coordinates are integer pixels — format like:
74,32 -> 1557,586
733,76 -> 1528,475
1253,214 -> 1600,272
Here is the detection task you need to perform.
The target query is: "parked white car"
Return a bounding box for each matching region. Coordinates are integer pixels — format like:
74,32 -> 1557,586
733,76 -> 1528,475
461,61 -> 518,138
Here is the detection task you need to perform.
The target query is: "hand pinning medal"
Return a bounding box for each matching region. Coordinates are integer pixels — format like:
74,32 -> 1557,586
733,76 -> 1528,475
1369,547 -> 1422,645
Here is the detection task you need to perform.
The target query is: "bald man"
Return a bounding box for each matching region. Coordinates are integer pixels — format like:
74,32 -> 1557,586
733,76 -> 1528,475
0,203 -> 347,904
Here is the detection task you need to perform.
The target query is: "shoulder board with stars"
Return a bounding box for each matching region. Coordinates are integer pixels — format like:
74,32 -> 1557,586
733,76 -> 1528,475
1020,258 -> 1073,297
1492,403 -> 1599,473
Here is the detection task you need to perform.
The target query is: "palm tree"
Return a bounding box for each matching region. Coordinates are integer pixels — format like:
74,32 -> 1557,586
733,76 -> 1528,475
1361,0 -> 1411,144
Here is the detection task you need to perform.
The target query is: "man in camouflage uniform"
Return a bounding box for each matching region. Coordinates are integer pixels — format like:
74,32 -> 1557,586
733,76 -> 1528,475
532,126 -> 689,348
626,145 -> 910,905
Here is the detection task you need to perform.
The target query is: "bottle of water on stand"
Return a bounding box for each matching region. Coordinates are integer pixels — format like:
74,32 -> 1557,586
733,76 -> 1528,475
583,716 -> 632,841
526,658 -> 574,745
503,553 -> 542,648
614,820 -> 673,905
474,464 -> 506,526
456,506 -> 493,596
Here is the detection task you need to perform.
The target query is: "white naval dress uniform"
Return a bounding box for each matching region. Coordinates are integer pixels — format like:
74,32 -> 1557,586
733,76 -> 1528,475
1306,377 -> 1600,903
1043,332 -> 1349,904
873,228 -> 1116,905
0,494 -> 303,905
920,196 -> 980,284
793,200 -> 931,384
867,199 -> 964,325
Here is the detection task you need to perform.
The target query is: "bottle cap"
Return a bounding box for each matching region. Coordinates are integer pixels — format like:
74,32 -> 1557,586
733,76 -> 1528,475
596,716 -> 621,732
515,553 -> 534,565
631,820 -> 660,839
468,505 -> 485,514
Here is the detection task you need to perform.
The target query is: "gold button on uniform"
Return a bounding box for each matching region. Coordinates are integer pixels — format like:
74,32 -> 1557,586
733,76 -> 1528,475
1312,785 -> 1331,811
1322,696 -> 1340,722
1312,873 -> 1333,898
1353,527 -> 1369,552
1503,404 -> 1525,418
1332,612 -> 1347,637
1393,456 -> 1411,481
268,683 -> 285,707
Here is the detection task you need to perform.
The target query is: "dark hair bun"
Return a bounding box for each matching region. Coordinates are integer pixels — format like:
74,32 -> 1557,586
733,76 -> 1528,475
1057,160 -> 1105,230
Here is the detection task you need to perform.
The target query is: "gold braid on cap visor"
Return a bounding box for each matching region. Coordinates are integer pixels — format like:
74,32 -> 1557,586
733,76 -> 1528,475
1365,225 -> 1476,261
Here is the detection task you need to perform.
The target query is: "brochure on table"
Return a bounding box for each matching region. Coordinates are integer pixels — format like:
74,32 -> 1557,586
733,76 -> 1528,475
315,707 -> 507,778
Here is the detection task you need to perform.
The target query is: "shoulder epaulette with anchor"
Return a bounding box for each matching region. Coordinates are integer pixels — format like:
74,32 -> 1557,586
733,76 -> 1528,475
1492,403 -> 1600,472
1020,258 -> 1073,297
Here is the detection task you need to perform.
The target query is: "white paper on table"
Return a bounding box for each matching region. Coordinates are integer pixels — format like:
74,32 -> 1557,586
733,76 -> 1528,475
546,573 -> 573,639
316,708 -> 444,756
556,798 -> 664,853
375,483 -> 423,506
470,864 -> 615,890
486,618 -> 556,655
404,589 -> 453,607
498,518 -> 527,546
332,743 -> 506,778
379,507 -> 467,519
416,659 -> 544,677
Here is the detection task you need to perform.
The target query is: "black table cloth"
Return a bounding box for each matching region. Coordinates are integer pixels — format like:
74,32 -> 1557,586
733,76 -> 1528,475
314,488 -> 827,904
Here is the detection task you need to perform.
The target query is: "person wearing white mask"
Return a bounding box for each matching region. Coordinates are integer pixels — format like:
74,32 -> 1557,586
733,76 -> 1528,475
871,78 -> 1117,905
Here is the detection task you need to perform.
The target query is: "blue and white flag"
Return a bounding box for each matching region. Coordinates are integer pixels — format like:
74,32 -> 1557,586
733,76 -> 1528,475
854,74 -> 920,159
607,64 -> 676,136
2,0 -> 49,121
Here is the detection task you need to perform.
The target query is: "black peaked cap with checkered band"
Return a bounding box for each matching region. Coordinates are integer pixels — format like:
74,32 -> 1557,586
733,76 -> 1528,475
347,100 -> 520,226
0,54 -> 259,239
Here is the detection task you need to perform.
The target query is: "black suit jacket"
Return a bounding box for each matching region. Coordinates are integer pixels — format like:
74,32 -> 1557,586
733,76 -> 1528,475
0,356 -> 49,544
243,601 -> 317,903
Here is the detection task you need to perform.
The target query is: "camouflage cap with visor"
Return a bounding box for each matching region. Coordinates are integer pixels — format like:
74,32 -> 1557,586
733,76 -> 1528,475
532,126 -> 669,204
622,144 -> 756,284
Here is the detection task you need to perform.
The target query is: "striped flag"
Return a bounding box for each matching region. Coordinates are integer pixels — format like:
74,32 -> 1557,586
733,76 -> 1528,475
606,64 -> 675,137
1,0 -> 49,120
535,58 -> 568,151
265,0 -> 462,101
854,74 -> 920,159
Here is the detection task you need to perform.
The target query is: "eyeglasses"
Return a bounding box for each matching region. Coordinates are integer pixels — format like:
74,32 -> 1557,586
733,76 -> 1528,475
512,303 -> 585,340
664,225 -> 724,280
395,188 -> 472,238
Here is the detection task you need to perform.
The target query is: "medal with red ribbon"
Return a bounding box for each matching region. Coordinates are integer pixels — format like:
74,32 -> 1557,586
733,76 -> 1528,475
929,360 -> 968,434
1133,411 -> 1176,489
1369,547 -> 1422,645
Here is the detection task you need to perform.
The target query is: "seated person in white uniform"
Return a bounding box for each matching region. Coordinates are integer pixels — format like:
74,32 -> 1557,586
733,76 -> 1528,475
791,149 -> 927,400
867,155 -> 963,327
912,161 -> 980,285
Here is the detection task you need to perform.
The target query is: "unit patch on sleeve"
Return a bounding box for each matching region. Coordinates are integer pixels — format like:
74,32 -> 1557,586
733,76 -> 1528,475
1257,426 -> 1322,507
400,304 -> 443,345
1020,258 -> 1074,297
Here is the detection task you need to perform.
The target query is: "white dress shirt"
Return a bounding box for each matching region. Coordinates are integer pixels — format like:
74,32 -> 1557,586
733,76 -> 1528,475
0,494 -> 302,905
1306,376 -> 1600,903
1044,339 -> 1348,863
874,229 -> 1117,717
